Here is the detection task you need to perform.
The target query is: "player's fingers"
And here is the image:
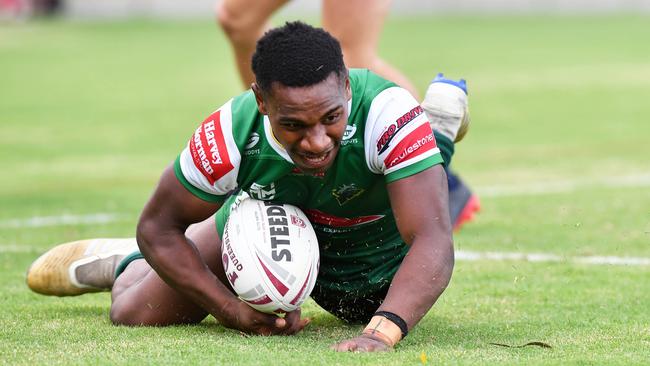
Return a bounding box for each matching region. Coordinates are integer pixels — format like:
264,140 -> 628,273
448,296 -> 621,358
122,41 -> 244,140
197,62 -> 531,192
278,312 -> 298,334
274,316 -> 287,328
249,312 -> 286,335
330,340 -> 357,352
282,314 -> 310,335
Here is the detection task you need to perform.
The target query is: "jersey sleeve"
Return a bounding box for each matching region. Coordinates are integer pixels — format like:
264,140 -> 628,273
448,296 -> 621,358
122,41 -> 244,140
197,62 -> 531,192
174,99 -> 241,202
364,87 -> 443,183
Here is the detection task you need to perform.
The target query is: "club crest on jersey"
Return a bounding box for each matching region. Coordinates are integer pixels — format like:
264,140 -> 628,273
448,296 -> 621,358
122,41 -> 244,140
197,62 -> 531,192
332,183 -> 364,206
376,105 -> 424,154
249,182 -> 276,200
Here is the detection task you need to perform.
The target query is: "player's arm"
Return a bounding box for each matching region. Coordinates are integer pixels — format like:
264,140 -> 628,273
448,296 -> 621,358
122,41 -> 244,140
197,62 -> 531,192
332,164 -> 453,351
136,163 -> 293,335
382,164 -> 453,338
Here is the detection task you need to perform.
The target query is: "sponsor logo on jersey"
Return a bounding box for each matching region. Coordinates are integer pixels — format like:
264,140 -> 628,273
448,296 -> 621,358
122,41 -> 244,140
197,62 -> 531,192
189,111 -> 234,185
376,105 -> 424,154
245,132 -> 260,149
384,123 -> 436,169
244,149 -> 260,156
343,124 -> 356,140
249,182 -> 276,200
303,208 -> 384,228
332,183 -> 365,206
341,124 -> 359,146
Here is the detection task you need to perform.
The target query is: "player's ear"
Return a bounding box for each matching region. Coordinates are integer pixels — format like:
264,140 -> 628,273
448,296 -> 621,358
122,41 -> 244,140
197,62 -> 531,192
344,73 -> 351,100
251,83 -> 268,115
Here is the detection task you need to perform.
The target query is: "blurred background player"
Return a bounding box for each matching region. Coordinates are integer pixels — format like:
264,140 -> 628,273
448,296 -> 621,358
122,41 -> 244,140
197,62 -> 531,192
215,0 -> 480,229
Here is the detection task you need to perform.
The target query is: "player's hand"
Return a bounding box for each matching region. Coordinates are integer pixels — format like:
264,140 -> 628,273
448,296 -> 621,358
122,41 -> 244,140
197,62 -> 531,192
279,308 -> 311,335
219,299 -> 309,336
330,333 -> 393,352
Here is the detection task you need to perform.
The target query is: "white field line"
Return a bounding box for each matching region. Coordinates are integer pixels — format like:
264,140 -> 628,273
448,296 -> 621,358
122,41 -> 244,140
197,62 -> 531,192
0,213 -> 127,229
1,173 -> 648,229
455,250 -> 650,266
1,243 -> 648,266
476,173 -> 650,197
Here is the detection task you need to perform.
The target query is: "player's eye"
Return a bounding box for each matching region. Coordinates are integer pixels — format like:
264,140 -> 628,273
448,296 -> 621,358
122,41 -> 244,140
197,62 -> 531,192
324,113 -> 340,124
280,121 -> 303,130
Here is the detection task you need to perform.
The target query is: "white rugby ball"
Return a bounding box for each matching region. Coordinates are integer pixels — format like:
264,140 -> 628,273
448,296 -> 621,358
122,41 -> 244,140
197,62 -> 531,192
221,197 -> 319,314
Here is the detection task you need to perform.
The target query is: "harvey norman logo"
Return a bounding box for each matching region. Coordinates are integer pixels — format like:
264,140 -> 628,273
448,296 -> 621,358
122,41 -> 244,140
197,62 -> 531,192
189,110 -> 234,185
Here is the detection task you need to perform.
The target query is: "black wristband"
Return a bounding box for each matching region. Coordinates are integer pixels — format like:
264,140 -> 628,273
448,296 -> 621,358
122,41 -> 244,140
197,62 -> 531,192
373,311 -> 408,339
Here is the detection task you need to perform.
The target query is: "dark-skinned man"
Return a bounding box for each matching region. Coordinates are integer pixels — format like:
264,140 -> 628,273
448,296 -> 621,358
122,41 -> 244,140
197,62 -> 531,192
27,21 -> 468,352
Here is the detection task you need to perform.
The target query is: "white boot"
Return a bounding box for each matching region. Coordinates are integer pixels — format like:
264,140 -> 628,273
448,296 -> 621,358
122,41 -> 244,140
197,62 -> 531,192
27,238 -> 138,296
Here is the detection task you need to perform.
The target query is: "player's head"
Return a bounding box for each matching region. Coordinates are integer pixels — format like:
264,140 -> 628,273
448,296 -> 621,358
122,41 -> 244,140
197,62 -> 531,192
251,21 -> 351,175
251,21 -> 347,93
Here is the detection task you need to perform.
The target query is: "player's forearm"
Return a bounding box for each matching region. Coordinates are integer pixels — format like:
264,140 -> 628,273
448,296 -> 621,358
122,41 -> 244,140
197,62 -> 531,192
136,222 -> 236,320
380,236 -> 454,329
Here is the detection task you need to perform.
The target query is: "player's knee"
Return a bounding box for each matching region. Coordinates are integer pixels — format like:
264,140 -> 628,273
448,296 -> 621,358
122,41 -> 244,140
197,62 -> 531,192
215,2 -> 258,43
110,301 -> 135,326
110,298 -> 151,326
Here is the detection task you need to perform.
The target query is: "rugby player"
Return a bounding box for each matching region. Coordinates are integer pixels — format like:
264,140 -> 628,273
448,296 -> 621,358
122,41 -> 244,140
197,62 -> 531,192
27,22 -> 468,352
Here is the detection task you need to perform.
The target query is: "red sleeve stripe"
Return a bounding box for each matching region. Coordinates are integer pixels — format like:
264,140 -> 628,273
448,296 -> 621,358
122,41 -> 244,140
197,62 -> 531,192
384,123 -> 437,169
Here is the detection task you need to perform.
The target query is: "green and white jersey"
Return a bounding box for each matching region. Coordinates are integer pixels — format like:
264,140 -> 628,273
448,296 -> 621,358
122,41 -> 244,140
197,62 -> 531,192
175,69 -> 446,296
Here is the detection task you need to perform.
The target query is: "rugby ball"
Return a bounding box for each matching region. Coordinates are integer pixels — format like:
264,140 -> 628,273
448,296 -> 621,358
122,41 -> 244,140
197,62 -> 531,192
221,197 -> 319,314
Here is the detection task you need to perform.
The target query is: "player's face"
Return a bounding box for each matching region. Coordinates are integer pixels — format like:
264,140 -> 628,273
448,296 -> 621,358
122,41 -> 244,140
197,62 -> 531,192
254,73 -> 351,175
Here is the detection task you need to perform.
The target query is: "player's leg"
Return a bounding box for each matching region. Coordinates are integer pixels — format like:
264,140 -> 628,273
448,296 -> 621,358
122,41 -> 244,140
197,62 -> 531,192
26,217 -> 232,326
322,0 -> 421,99
109,218 -> 230,326
215,0 -> 289,87
26,238 -> 140,296
446,167 -> 480,230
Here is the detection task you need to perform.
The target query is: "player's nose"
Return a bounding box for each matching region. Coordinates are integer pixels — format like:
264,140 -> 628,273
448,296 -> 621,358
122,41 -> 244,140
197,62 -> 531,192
300,125 -> 332,154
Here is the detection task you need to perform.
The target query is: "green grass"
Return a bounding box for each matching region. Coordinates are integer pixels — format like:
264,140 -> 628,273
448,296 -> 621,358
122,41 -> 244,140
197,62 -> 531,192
1,15 -> 649,365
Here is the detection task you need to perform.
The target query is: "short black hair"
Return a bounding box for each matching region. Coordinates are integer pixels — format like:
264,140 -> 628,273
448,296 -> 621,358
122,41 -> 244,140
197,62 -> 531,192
252,21 -> 346,92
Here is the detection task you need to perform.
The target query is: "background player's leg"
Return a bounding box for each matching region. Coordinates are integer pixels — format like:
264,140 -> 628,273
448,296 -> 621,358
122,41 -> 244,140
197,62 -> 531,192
216,0 -> 289,87
322,0 -> 420,99
109,218 -> 232,326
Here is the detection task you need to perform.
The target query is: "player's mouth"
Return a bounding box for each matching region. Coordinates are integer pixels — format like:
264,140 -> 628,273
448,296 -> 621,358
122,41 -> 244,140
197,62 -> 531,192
295,148 -> 336,173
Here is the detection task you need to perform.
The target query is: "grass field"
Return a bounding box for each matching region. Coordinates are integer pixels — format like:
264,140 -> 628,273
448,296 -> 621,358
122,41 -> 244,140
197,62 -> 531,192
1,14 -> 650,365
